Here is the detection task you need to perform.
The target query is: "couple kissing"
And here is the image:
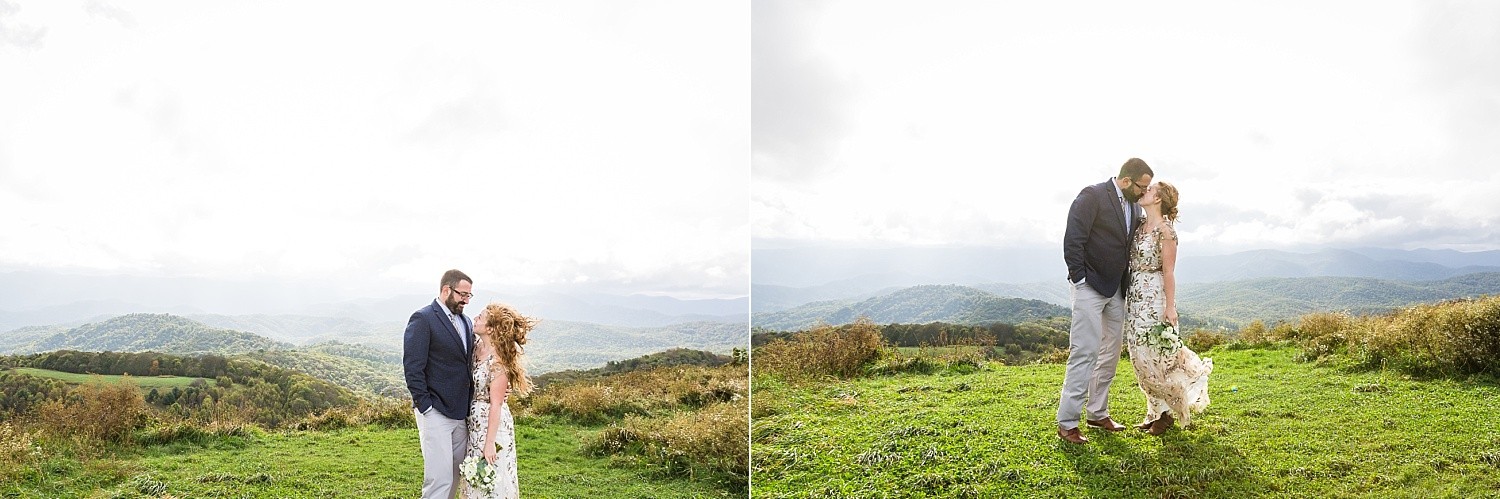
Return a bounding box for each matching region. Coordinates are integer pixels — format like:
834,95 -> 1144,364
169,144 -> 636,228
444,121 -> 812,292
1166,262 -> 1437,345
1057,158 -> 1214,444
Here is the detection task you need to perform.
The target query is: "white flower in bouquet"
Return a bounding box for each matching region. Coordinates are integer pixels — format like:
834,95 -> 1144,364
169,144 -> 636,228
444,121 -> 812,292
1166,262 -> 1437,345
459,441 -> 507,493
460,455 -> 496,493
1142,321 -> 1183,356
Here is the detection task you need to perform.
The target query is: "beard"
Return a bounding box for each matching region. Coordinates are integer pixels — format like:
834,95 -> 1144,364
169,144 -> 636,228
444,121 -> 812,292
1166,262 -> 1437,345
445,295 -> 466,315
1123,189 -> 1144,203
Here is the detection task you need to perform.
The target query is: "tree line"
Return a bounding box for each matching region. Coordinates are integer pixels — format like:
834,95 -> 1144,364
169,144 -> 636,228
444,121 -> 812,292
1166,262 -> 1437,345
0,350 -> 360,427
753,318 -> 1071,366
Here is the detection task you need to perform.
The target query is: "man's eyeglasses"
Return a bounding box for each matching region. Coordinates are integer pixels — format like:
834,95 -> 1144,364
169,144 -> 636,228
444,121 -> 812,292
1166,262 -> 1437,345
1130,178 -> 1149,190
446,286 -> 473,299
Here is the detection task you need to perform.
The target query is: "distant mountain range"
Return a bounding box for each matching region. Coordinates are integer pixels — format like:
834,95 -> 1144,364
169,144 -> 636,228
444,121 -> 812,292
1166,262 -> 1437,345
186,312 -> 746,373
751,273 -> 1500,332
1177,272 -> 1500,327
1183,249 -> 1500,283
0,310 -> 746,394
752,285 -> 1069,331
751,246 -> 1500,313
0,270 -> 746,331
6,313 -> 290,354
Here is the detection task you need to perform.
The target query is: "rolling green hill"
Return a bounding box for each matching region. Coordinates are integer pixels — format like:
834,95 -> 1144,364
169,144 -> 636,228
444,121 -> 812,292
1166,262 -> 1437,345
752,285 -> 1069,331
244,342 -> 405,398
0,324 -> 69,353
534,347 -> 734,389
7,367 -> 213,390
1178,272 -> 1500,327
8,314 -> 289,355
0,315 -> 398,397
0,313 -> 747,397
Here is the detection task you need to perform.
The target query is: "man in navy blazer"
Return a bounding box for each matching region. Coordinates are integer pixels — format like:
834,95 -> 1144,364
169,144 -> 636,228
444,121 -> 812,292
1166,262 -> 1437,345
1056,158 -> 1153,444
405,269 -> 475,498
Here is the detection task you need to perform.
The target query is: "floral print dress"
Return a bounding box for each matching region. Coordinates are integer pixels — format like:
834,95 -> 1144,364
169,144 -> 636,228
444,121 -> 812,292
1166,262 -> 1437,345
1124,221 -> 1213,426
462,348 -> 519,499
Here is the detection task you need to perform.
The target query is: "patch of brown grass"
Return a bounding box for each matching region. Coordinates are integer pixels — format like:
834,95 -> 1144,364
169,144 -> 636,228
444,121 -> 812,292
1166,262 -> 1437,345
752,319 -> 883,380
584,399 -> 748,490
1353,297 -> 1500,376
33,375 -> 147,447
523,365 -> 746,425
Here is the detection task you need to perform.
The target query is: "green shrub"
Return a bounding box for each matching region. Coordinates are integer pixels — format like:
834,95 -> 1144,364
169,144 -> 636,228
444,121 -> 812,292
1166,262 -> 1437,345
529,384 -> 645,424
363,397 -> 417,429
584,399 -> 748,492
1239,320 -> 1269,341
1185,329 -> 1229,353
300,407 -> 356,431
526,365 -> 746,425
35,376 -> 148,445
1296,313 -> 1352,341
1354,297 -> 1500,376
135,420 -> 209,446
868,353 -> 941,376
1034,347 -> 1070,364
753,319 -> 884,380
0,422 -> 41,480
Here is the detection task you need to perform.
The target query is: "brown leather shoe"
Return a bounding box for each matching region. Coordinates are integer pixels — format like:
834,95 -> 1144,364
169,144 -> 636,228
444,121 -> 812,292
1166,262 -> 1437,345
1135,419 -> 1155,431
1148,413 -> 1175,436
1057,426 -> 1088,444
1086,417 -> 1127,432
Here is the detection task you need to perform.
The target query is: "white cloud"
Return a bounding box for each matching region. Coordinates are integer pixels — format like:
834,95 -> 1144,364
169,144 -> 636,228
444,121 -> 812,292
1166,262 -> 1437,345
0,1 -> 747,299
0,0 -> 46,50
752,0 -> 1500,254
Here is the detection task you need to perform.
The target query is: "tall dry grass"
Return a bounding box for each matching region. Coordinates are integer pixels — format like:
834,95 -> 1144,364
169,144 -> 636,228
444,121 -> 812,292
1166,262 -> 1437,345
524,365 -> 746,425
292,397 -> 417,431
752,319 -> 884,380
585,399 -> 748,490
0,422 -> 41,481
1353,297 -> 1500,376
33,375 -> 148,448
527,363 -> 749,491
1235,296 -> 1500,377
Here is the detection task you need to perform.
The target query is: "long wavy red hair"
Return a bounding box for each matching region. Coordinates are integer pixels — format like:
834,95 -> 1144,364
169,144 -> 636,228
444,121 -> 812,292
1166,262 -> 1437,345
476,302 -> 537,396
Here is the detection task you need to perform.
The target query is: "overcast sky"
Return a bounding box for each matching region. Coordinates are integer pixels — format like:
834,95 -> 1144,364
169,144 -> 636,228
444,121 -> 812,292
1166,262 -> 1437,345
0,1 -> 747,300
753,0 -> 1500,255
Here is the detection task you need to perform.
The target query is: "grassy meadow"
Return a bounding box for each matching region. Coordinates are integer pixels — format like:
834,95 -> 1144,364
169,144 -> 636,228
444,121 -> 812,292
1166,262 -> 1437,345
1,362 -> 747,498
753,347 -> 1500,497
751,298 -> 1500,498
3,419 -> 730,498
9,367 -> 215,390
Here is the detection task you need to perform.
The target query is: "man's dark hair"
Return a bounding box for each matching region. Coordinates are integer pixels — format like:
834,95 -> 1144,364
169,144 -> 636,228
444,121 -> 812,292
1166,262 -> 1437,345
440,269 -> 472,290
1118,158 -> 1154,180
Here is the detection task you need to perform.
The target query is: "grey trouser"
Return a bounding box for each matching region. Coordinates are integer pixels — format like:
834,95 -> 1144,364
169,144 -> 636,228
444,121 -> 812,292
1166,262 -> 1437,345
416,407 -> 468,499
1056,279 -> 1125,429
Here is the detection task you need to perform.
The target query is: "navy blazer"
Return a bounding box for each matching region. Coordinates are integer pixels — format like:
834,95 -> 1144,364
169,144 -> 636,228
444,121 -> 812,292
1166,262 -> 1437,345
1063,179 -> 1141,298
403,299 -> 474,420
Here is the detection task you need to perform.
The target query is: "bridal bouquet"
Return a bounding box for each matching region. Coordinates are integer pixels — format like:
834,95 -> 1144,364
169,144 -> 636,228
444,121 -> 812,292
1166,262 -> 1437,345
459,441 -> 507,493
1140,321 -> 1183,356
459,455 -> 496,493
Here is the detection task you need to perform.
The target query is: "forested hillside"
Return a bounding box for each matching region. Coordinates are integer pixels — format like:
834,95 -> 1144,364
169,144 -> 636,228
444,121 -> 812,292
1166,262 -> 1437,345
1178,272 -> 1500,326
1,350 -> 358,426
0,313 -> 748,396
534,347 -> 735,389
244,342 -> 405,398
2,314 -> 288,355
